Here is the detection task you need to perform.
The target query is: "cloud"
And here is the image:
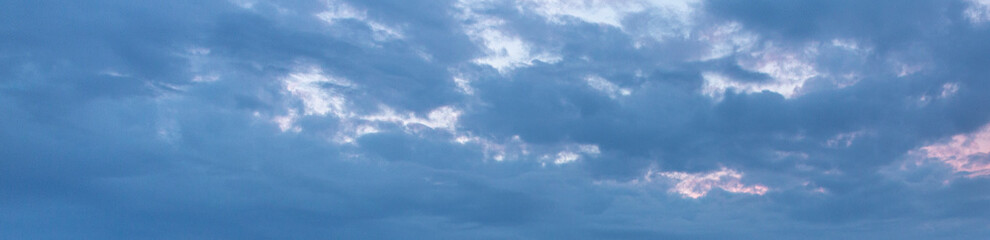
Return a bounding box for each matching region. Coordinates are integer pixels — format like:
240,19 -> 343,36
965,0 -> 990,24
657,167 -> 769,198
918,123 -> 990,177
585,75 -> 632,98
456,0 -> 562,72
5,0 -> 990,239
316,0 -> 404,41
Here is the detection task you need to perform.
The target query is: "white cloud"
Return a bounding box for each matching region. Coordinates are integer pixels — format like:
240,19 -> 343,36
316,1 -> 364,23
449,133 -> 601,164
453,76 -> 475,95
741,46 -> 819,97
546,144 -> 602,165
554,151 -> 580,164
316,0 -> 403,41
585,75 -> 631,99
272,66 -> 475,147
655,167 -> 769,199
830,38 -> 862,51
917,82 -> 961,106
362,105 -> 462,133
696,22 -> 758,60
700,71 -> 807,101
699,72 -> 742,101
965,0 -> 990,24
273,109 -> 302,133
519,0 -> 643,28
702,44 -> 821,100
282,66 -> 353,118
468,22 -> 561,72
519,0 -> 698,41
597,166 -> 769,199
456,0 -> 561,73
274,66 -> 355,133
578,144 -> 601,155
455,134 -> 532,162
940,82 -> 960,98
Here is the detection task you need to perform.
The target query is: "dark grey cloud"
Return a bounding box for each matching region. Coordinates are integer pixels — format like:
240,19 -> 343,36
3,0 -> 990,239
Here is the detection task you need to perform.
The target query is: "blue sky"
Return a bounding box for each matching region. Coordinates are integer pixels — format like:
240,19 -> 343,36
3,0 -> 990,239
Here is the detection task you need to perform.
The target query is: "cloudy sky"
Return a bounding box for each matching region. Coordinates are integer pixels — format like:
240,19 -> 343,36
4,0 -> 990,239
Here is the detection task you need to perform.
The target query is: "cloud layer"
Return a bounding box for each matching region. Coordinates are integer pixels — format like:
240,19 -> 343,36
3,0 -> 990,239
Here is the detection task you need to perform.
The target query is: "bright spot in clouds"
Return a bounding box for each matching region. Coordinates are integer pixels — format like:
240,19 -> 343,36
585,75 -> 631,98
656,167 -> 769,199
316,0 -> 403,41
965,0 -> 990,24
282,66 -> 353,118
457,0 -> 561,72
554,151 -> 580,164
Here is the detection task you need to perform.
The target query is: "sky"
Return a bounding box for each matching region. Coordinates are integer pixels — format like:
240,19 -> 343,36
3,0 -> 990,239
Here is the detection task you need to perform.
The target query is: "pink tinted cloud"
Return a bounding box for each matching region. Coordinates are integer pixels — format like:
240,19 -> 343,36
920,124 -> 990,177
658,167 -> 769,199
